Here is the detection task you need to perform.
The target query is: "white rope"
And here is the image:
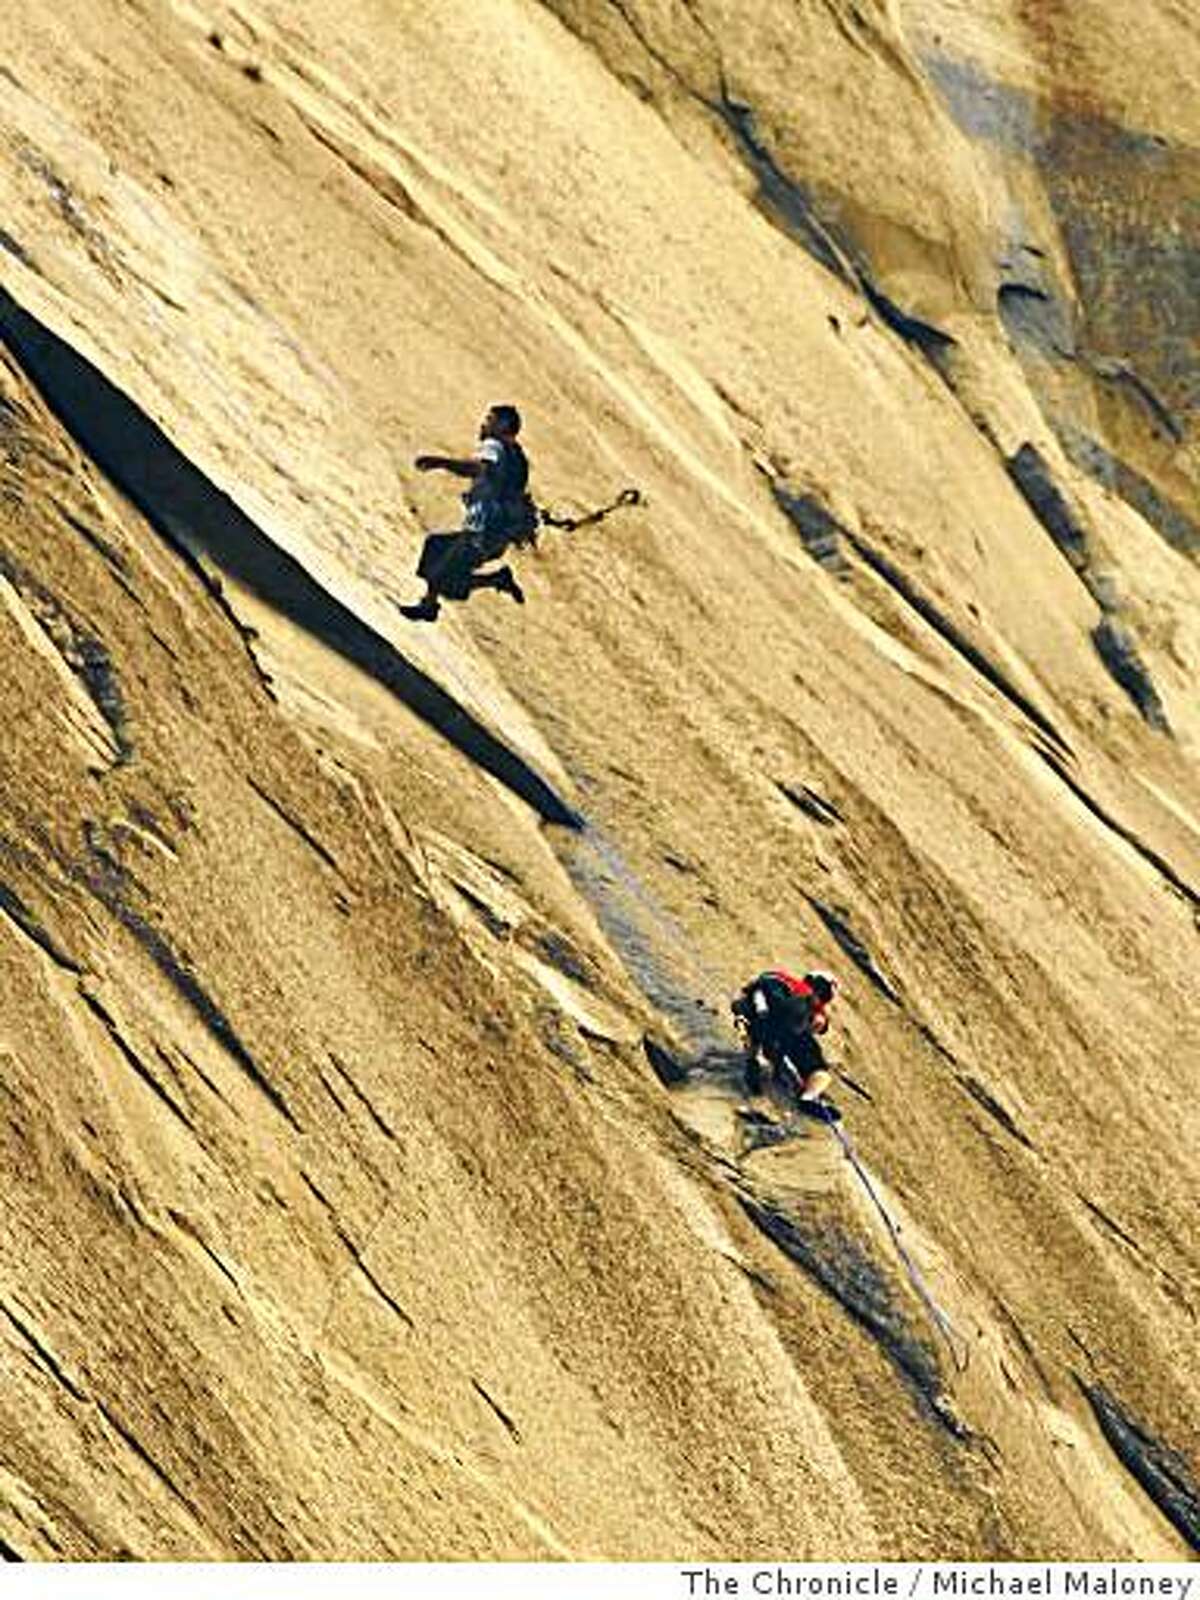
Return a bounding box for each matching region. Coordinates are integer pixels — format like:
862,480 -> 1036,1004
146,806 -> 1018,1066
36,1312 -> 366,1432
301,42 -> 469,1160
830,1121 -> 970,1373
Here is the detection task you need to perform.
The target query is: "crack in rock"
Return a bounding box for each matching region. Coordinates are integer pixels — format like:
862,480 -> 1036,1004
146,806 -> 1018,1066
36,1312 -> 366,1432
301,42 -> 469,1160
775,780 -> 844,827
78,986 -> 197,1136
738,1192 -> 966,1439
71,829 -> 302,1132
1007,443 -> 1171,732
0,1297 -> 89,1404
804,896 -> 903,1005
1032,747 -> 1198,910
1058,423 -> 1200,559
471,1378 -> 522,1444
842,522 -> 1077,758
957,1074 -> 1036,1152
0,878 -> 81,972
0,546 -> 132,765
770,484 -> 853,574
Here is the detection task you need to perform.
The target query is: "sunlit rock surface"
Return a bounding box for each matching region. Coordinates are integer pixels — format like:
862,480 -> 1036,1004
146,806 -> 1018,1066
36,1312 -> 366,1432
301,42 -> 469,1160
1,0 -> 1198,1560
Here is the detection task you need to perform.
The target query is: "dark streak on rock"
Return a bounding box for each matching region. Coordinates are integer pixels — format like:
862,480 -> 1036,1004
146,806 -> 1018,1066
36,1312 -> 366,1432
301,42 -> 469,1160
452,881 -> 511,939
723,101 -> 955,368
1006,445 -> 1170,731
0,229 -> 36,272
835,1070 -> 873,1102
992,1299 -> 1055,1400
860,275 -> 956,356
1001,282 -> 1048,303
1091,619 -> 1171,733
1077,1378 -> 1200,1552
1093,362 -> 1184,444
578,8 -> 959,370
1007,443 -> 1091,571
533,929 -> 596,988
302,1171 -> 413,1326
75,635 -> 131,758
0,546 -> 132,763
1078,1194 -> 1139,1252
916,1022 -> 959,1066
341,1234 -> 413,1329
998,281 -> 1075,360
733,1259 -> 779,1294
159,1042 -> 228,1108
316,1059 -> 350,1116
739,1194 -> 964,1437
713,93 -> 854,284
54,501 -> 135,582
770,484 -> 852,573
300,1170 -> 333,1212
301,120 -> 424,227
16,149 -> 101,255
541,1013 -> 592,1079
1058,424 -> 1200,558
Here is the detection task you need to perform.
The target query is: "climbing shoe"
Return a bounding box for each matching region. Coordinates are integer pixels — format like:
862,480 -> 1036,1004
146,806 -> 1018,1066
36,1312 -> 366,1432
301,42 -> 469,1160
398,595 -> 441,622
796,1098 -> 841,1125
496,566 -> 526,605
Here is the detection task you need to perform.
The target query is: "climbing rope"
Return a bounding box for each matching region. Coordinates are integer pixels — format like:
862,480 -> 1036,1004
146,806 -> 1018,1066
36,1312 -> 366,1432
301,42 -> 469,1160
535,487 -> 643,535
829,1119 -> 971,1374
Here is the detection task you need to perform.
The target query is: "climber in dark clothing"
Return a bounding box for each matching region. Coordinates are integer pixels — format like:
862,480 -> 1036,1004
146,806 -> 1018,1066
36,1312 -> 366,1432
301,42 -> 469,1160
731,968 -> 840,1113
398,404 -> 534,622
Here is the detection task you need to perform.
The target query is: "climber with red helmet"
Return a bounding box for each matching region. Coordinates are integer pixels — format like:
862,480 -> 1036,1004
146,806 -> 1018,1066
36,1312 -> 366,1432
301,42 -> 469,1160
731,968 -> 841,1120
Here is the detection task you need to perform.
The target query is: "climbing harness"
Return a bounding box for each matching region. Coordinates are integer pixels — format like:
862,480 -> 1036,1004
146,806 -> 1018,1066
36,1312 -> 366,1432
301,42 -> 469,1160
828,1119 -> 971,1374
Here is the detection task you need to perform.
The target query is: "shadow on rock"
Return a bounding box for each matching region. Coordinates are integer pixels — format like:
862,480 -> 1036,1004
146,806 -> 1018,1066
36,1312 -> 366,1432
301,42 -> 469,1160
0,288 -> 580,829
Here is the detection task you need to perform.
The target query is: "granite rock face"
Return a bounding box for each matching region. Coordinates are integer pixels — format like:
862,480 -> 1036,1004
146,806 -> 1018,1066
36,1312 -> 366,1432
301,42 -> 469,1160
1,0 -> 1198,1561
